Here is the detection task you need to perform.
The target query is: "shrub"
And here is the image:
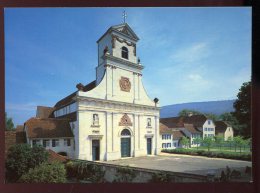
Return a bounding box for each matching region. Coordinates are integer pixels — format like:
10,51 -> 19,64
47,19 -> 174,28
66,161 -> 105,182
18,161 -> 66,183
5,144 -> 49,182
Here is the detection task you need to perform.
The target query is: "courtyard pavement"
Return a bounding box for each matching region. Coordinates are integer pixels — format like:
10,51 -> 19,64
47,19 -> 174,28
102,153 -> 252,177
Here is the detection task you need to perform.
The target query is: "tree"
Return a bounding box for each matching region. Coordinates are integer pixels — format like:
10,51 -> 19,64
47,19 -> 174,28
180,136 -> 190,149
18,161 -> 66,183
233,136 -> 244,153
214,136 -> 224,150
193,137 -> 202,150
5,144 -> 49,182
226,136 -> 233,151
204,113 -> 218,122
5,112 -> 15,131
178,109 -> 202,117
233,81 -> 251,138
202,137 -> 214,152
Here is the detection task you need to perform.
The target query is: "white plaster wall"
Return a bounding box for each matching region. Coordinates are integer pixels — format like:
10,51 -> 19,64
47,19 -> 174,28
76,100 -> 159,161
112,37 -> 137,63
28,138 -> 75,158
203,120 -> 215,138
224,126 -> 234,140
160,133 -> 173,149
78,67 -> 155,107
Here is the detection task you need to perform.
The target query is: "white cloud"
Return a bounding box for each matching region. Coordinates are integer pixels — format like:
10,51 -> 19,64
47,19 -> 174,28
170,42 -> 209,64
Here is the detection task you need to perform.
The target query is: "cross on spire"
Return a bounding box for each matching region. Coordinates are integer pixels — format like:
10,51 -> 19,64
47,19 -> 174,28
122,11 -> 127,23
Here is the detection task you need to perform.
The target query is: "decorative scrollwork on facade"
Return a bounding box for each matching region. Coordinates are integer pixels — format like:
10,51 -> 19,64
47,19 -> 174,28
119,113 -> 133,126
119,76 -> 131,92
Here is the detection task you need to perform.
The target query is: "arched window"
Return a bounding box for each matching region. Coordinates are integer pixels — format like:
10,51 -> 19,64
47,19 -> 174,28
121,129 -> 131,136
121,46 -> 128,59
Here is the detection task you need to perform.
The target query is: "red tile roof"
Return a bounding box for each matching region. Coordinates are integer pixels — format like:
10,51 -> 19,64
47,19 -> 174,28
172,130 -> 185,140
47,149 -> 70,163
36,106 -> 55,118
160,115 -> 208,129
184,123 -> 201,134
215,121 -> 229,134
160,117 -> 184,128
25,118 -> 74,139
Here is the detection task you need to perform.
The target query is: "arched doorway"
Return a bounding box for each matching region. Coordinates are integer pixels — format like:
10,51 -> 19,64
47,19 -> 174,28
121,129 -> 131,157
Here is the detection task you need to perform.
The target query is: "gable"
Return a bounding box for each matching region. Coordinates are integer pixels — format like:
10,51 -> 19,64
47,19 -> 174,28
111,23 -> 139,41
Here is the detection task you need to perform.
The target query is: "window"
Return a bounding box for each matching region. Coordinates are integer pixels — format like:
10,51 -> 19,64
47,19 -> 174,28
174,142 -> 177,147
32,140 -> 41,146
121,46 -> 128,59
93,114 -> 99,125
52,139 -> 59,147
167,143 -> 171,148
64,139 -> 71,146
162,143 -> 166,148
205,128 -> 207,131
208,120 -> 211,124
147,118 -> 151,127
43,140 -> 50,147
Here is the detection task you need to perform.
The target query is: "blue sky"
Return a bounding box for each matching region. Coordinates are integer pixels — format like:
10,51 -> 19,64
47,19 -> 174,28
4,8 -> 251,126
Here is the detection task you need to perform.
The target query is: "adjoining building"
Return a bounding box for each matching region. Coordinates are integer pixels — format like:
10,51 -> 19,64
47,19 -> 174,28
215,121 -> 234,141
159,114 -> 216,148
19,22 -> 160,161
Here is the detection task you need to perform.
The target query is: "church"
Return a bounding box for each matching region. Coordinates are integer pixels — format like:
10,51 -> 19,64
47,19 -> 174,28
22,22 -> 161,161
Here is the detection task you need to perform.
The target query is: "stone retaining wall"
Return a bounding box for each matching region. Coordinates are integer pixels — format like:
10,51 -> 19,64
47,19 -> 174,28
73,159 -> 209,182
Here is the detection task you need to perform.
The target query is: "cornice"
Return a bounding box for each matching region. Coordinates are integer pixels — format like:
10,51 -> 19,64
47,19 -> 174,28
102,54 -> 144,70
76,95 -> 160,111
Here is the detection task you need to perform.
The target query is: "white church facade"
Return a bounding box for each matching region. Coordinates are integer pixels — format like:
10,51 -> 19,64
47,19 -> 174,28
23,23 -> 161,161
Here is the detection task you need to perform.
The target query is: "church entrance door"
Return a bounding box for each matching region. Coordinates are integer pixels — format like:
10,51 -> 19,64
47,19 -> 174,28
121,129 -> 131,157
147,138 -> 152,155
92,140 -> 100,161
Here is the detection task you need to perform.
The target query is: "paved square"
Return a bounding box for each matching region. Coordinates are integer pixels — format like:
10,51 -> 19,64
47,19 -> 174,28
102,153 -> 252,176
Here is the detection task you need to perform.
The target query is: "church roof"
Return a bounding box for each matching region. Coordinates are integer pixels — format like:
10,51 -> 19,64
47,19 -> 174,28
54,80 -> 96,109
97,23 -> 139,43
25,118 -> 74,139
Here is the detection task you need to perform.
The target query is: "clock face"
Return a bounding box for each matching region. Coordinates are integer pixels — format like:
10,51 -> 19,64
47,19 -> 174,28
120,77 -> 131,92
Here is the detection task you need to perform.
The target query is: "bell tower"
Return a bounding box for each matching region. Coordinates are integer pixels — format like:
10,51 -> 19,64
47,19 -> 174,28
96,23 -> 141,84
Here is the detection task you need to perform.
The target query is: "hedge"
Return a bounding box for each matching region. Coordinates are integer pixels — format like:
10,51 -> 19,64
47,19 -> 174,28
162,149 -> 251,161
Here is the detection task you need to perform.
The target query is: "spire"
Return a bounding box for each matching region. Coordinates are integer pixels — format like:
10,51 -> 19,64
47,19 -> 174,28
122,10 -> 127,23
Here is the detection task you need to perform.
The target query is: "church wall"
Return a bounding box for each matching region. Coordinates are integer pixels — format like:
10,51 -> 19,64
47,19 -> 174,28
76,99 -> 159,161
79,66 -> 154,107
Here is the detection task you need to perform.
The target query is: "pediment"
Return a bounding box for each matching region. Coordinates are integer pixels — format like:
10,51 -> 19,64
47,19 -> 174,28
111,23 -> 139,40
